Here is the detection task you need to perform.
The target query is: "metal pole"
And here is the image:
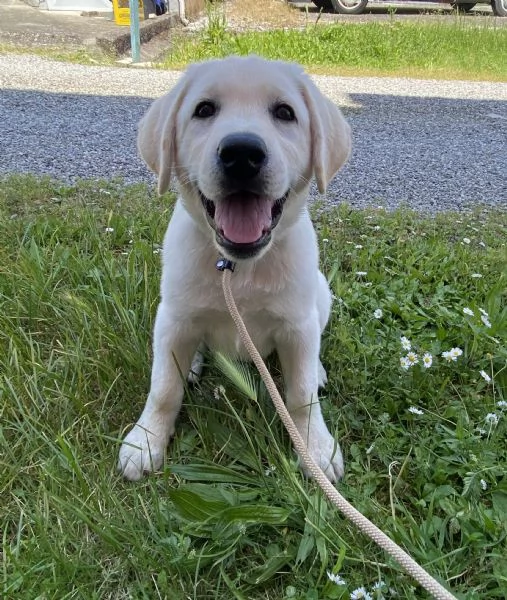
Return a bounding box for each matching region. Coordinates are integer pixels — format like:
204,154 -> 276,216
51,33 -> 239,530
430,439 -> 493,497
129,0 -> 141,63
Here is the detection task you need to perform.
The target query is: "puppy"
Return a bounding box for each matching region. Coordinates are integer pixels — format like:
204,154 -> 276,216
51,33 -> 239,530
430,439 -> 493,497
118,56 -> 351,482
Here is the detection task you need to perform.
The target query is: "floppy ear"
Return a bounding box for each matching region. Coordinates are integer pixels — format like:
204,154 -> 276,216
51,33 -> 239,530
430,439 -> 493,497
137,75 -> 190,195
300,74 -> 351,194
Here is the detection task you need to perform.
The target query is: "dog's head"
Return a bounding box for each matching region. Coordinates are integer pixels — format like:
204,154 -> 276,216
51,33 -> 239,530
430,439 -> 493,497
138,56 -> 351,261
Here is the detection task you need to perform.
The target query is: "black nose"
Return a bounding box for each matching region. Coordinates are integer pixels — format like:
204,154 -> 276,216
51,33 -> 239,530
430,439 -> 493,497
217,133 -> 267,180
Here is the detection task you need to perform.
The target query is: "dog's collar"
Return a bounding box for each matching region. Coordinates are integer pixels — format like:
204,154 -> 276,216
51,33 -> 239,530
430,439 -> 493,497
216,258 -> 236,272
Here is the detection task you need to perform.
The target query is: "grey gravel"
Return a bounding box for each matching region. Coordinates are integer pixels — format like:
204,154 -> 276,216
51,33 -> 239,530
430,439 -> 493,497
1,54 -> 506,212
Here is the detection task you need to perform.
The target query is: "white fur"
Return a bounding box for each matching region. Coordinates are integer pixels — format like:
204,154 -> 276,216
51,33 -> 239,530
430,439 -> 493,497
118,56 -> 351,482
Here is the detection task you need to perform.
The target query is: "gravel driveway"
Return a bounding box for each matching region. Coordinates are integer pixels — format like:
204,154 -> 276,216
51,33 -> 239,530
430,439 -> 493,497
1,54 -> 506,212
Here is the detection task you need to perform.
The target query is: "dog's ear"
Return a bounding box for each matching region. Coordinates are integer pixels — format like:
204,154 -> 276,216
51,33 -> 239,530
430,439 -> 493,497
300,73 -> 351,195
137,76 -> 190,195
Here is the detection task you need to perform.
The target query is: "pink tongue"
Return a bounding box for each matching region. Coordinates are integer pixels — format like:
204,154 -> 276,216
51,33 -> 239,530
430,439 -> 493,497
215,194 -> 273,244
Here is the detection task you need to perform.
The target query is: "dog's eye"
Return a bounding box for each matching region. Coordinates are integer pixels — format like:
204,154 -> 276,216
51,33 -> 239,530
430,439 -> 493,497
273,103 -> 296,122
194,101 -> 217,119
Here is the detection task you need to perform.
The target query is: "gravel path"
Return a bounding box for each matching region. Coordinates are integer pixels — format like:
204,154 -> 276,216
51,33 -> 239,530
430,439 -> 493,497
1,54 -> 506,211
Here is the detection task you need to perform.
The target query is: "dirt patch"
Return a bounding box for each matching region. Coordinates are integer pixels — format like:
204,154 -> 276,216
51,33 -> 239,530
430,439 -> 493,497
224,0 -> 306,30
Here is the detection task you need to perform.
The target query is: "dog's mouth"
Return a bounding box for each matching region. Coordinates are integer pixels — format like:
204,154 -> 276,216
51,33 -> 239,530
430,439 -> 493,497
199,190 -> 288,259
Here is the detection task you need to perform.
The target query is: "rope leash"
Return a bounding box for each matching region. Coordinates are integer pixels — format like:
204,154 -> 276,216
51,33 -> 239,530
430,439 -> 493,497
219,264 -> 457,600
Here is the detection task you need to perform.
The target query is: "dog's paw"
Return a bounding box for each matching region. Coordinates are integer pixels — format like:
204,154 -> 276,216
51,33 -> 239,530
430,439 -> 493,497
118,426 -> 166,481
295,422 -> 344,482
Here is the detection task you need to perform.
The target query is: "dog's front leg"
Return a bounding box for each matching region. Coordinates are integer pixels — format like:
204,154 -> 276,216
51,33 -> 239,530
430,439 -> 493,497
118,303 -> 199,480
276,314 -> 344,482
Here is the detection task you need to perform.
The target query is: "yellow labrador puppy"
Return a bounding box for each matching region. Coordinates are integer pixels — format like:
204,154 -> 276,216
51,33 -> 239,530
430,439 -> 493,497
118,56 -> 351,482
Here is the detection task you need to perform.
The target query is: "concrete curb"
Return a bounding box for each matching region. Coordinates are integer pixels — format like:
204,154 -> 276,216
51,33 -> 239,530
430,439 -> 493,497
96,13 -> 181,55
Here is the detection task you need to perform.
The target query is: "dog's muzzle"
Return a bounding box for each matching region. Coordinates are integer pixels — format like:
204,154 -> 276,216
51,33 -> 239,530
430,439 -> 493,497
199,132 -> 288,260
200,190 -> 288,260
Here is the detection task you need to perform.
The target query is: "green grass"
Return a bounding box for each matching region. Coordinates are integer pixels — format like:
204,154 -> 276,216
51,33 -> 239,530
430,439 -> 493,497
1,174 -> 506,599
161,18 -> 507,81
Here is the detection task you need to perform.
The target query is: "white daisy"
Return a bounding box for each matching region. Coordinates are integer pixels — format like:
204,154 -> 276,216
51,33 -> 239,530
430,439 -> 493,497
480,479 -> 488,490
442,348 -> 462,362
463,307 -> 474,316
373,308 -> 383,319
462,237 -> 471,244
326,572 -> 346,586
481,314 -> 491,328
471,273 -> 483,278
104,227 -> 114,233
479,308 -> 489,317
400,336 -> 411,351
355,271 -> 368,277
422,353 -> 433,368
400,357 -> 410,370
479,370 -> 491,384
355,244 -> 363,249
351,587 -> 372,600
408,406 -> 424,415
485,413 -> 499,426
406,352 -> 418,366
497,401 -> 507,410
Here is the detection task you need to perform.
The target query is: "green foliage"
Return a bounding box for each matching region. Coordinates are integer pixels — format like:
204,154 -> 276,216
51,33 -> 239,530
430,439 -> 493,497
0,175 -> 506,599
161,18 -> 507,81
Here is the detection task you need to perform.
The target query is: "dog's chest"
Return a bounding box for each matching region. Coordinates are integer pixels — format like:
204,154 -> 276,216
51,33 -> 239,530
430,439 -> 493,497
200,306 -> 279,360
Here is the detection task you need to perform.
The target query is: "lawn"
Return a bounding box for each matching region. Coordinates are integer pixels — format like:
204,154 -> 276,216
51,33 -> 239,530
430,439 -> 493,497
1,174 -> 506,599
160,6 -> 507,81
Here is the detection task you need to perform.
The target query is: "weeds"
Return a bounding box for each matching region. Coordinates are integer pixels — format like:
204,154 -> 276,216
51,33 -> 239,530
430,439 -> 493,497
162,11 -> 507,81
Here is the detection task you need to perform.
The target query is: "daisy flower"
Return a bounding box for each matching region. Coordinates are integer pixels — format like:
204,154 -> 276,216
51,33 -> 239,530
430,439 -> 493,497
355,271 -> 368,277
497,401 -> 507,410
442,348 -> 462,362
408,406 -> 424,415
326,572 -> 346,586
422,353 -> 433,368
485,413 -> 499,426
462,237 -> 471,244
400,357 -> 410,370
400,336 -> 411,351
405,352 -> 418,366
355,244 -> 363,249
351,587 -> 372,600
373,308 -> 383,319
481,314 -> 491,328
471,273 -> 483,278
372,581 -> 386,592
480,479 -> 488,490
104,227 -> 114,233
463,307 -> 474,316
479,370 -> 491,384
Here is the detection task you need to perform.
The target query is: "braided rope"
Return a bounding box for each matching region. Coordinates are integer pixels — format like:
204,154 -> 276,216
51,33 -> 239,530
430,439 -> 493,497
221,268 -> 456,600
